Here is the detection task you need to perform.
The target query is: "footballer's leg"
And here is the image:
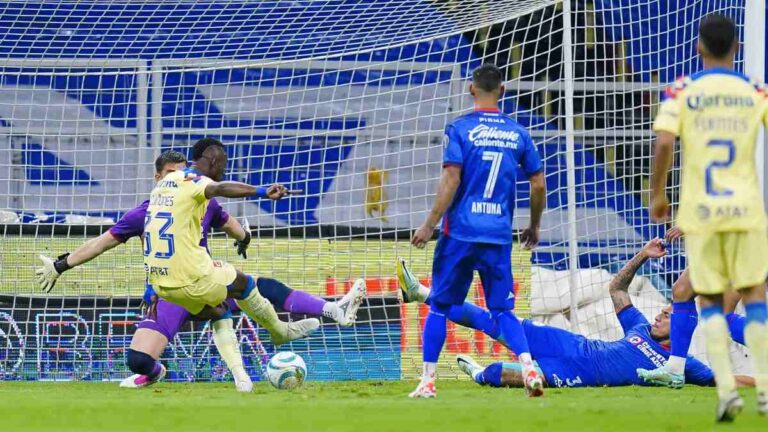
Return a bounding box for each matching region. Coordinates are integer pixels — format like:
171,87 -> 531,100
209,308 -> 252,392
738,283 -> 768,415
477,242 -> 543,397
685,232 -> 743,422
226,269 -> 320,345
638,269 -> 696,388
276,278 -> 367,327
457,355 -> 546,388
396,257 -> 430,303
234,277 -> 366,327
410,237 -> 474,398
398,257 -> 504,343
731,230 -> 768,415
121,299 -> 187,388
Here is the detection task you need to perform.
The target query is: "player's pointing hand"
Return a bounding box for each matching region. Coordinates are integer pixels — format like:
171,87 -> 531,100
265,184 -> 302,200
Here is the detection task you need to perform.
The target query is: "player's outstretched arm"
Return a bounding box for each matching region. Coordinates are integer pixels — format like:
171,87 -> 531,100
521,171 -> 546,250
608,238 -> 667,313
204,182 -> 296,201
36,231 -> 121,293
411,165 -> 461,248
649,131 -> 675,222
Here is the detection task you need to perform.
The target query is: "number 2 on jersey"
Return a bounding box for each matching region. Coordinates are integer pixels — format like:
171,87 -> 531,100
482,151 -> 503,199
705,139 -> 735,197
143,212 -> 175,259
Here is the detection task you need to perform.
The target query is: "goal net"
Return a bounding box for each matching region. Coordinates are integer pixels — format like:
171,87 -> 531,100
0,0 -> 756,382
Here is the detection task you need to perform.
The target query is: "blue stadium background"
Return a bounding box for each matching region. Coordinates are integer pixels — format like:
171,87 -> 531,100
0,0 -> 763,381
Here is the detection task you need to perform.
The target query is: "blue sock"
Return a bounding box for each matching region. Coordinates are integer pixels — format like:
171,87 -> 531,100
670,300 -> 698,358
726,313 -> 746,345
744,302 -> 768,325
423,303 -> 449,363
478,362 -> 504,387
447,303 -> 501,340
492,309 -> 530,357
700,304 -> 724,320
236,275 -> 257,299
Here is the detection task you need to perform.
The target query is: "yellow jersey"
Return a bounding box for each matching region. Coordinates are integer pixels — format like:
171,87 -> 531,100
653,67 -> 768,233
144,168 -> 214,287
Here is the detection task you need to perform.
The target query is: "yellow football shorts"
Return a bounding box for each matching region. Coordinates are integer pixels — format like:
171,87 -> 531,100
686,230 -> 768,295
154,260 -> 237,314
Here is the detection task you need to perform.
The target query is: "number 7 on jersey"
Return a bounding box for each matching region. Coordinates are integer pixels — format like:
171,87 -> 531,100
482,151 -> 503,199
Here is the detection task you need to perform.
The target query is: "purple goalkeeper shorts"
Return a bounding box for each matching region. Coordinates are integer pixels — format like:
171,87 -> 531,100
137,298 -> 241,340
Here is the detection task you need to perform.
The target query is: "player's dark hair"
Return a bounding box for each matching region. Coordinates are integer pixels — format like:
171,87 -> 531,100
472,64 -> 504,92
154,150 -> 187,173
698,14 -> 736,58
191,137 -> 225,161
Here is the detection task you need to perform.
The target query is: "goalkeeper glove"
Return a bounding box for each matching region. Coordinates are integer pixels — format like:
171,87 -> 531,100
35,253 -> 71,293
234,231 -> 251,259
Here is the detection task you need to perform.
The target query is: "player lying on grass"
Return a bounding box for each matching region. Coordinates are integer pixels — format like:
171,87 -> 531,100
35,149 -> 366,391
398,238 -> 755,388
636,227 -> 749,389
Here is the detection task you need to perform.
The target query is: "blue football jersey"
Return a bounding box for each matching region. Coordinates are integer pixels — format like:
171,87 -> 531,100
584,307 -> 714,387
441,108 -> 543,244
532,307 -> 714,388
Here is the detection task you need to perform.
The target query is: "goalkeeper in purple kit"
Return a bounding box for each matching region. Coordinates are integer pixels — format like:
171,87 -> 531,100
35,149 -> 365,392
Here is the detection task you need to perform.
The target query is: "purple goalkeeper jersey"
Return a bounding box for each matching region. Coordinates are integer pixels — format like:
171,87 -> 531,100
109,197 -> 229,249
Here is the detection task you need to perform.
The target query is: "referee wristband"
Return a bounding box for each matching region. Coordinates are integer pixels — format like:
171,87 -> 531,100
253,187 -> 268,199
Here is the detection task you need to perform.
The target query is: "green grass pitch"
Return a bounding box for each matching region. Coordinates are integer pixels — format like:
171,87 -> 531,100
2,381 -> 765,431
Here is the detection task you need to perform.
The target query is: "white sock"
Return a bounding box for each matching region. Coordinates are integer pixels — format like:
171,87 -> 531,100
470,367 -> 482,382
701,314 -> 736,399
518,353 -> 535,374
665,355 -> 686,376
422,362 -> 437,382
744,320 -> 768,394
417,283 -> 431,303
211,319 -> 249,383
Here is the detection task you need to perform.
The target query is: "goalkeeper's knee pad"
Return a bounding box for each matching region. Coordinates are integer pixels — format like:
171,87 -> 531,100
126,349 -> 157,375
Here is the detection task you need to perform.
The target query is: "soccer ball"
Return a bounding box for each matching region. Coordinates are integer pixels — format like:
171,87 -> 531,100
266,351 -> 307,390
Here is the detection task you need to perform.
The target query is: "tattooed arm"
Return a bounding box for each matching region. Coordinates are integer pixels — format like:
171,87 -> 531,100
608,238 -> 667,314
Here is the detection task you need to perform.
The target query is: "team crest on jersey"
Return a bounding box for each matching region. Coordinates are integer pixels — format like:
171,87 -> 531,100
664,76 -> 691,99
184,172 -> 203,183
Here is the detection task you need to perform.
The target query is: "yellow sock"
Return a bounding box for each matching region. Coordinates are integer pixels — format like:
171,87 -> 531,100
745,321 -> 768,393
212,319 -> 243,369
211,319 -> 248,380
701,314 -> 736,399
235,290 -> 286,337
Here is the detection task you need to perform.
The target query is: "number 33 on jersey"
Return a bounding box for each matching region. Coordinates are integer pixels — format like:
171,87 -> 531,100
144,168 -> 216,287
654,68 -> 768,234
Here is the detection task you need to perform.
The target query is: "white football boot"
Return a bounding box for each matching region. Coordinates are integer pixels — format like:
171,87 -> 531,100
330,279 -> 367,327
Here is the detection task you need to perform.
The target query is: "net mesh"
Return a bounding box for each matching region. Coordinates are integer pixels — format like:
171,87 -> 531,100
0,0 -> 754,382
